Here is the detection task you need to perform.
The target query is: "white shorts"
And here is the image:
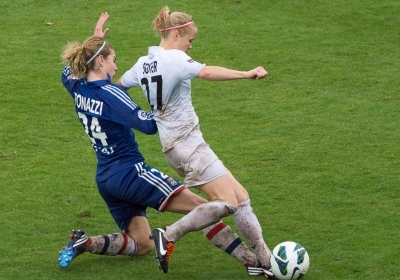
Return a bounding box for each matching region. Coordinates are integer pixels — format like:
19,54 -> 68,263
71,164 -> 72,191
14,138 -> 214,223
164,127 -> 227,188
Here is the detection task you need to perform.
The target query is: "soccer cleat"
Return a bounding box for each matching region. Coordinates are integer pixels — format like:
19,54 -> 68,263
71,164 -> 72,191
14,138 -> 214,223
246,265 -> 265,276
58,229 -> 88,268
149,228 -> 175,273
263,266 -> 277,279
246,260 -> 264,276
246,261 -> 277,278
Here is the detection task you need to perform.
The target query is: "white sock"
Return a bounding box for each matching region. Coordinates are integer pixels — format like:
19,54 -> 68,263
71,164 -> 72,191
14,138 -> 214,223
166,200 -> 237,242
86,233 -> 137,256
234,199 -> 271,266
202,221 -> 257,266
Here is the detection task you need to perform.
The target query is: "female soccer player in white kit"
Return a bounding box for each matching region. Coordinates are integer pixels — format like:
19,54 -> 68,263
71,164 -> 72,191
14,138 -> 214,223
117,6 -> 275,279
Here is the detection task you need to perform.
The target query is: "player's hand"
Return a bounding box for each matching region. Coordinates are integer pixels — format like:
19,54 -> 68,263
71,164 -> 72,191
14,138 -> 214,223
250,66 -> 268,80
93,12 -> 109,39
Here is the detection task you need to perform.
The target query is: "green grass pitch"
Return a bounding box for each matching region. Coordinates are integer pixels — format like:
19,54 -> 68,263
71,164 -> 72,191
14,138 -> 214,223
0,0 -> 399,279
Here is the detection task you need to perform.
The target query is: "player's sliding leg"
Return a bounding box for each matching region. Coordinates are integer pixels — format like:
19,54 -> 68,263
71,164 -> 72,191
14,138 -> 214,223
58,230 -> 138,268
85,232 -> 138,256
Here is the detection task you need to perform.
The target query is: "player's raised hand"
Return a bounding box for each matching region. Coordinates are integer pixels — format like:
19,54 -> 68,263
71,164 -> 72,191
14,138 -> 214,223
93,12 -> 109,39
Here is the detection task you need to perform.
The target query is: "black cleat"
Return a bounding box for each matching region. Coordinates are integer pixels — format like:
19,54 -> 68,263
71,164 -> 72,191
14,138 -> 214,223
149,228 -> 175,273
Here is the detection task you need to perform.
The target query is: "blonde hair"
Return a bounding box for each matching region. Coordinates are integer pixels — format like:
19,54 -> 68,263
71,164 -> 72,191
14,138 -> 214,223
61,36 -> 113,78
152,6 -> 195,38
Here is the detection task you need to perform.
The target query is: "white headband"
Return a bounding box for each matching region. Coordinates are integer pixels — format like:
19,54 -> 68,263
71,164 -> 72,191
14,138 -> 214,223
86,41 -> 106,65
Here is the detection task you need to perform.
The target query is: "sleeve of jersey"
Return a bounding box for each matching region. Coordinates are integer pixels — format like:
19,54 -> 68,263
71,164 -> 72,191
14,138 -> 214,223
61,65 -> 80,95
102,85 -> 158,135
120,63 -> 141,89
174,52 -> 206,80
128,107 -> 158,135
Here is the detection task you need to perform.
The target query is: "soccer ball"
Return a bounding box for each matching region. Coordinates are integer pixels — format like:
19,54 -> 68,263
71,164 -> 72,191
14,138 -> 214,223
270,241 -> 310,280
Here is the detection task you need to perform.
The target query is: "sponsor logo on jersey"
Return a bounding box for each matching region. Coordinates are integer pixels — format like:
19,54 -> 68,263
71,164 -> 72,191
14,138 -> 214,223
187,59 -> 194,63
74,92 -> 104,115
138,110 -> 148,120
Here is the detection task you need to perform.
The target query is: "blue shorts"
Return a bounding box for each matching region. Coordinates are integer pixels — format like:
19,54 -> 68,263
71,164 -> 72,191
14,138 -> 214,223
97,162 -> 185,231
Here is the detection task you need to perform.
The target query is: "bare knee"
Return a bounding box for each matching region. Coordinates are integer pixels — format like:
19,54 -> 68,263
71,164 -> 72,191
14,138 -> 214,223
136,240 -> 153,256
127,232 -> 153,256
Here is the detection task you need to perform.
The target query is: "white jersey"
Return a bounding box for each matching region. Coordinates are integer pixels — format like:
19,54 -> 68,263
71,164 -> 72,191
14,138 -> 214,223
121,46 -> 205,152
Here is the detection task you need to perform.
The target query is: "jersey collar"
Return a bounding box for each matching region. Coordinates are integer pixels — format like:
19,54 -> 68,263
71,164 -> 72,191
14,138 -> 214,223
85,74 -> 112,87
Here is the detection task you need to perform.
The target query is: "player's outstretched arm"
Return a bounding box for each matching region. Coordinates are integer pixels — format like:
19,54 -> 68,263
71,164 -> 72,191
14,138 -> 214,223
197,65 -> 268,81
93,12 -> 110,39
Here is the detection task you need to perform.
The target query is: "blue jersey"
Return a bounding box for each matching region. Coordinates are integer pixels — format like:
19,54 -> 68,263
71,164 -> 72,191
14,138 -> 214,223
61,65 -> 157,182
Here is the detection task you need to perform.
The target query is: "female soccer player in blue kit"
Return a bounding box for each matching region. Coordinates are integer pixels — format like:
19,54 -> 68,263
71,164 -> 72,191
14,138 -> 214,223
58,13 -> 262,275
117,6 -> 276,279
